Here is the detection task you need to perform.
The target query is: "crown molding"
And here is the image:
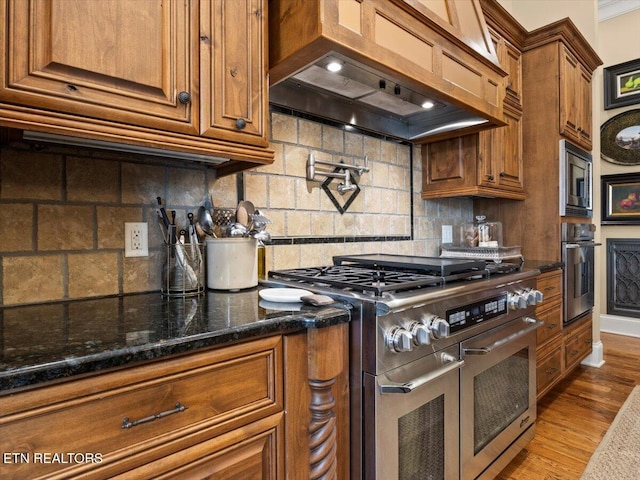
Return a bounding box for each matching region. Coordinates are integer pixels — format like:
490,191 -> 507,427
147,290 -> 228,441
598,0 -> 640,22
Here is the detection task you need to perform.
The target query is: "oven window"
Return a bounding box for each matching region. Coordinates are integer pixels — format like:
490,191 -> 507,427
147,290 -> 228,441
398,394 -> 444,480
473,348 -> 529,454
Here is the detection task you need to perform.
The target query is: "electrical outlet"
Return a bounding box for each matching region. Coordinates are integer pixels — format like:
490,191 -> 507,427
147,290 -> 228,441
124,222 -> 149,257
442,225 -> 453,244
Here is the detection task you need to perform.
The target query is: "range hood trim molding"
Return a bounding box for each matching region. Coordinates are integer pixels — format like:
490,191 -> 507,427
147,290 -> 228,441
387,0 -> 504,72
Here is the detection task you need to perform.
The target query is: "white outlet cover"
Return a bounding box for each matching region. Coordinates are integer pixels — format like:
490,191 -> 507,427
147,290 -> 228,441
125,222 -> 149,257
442,225 -> 453,244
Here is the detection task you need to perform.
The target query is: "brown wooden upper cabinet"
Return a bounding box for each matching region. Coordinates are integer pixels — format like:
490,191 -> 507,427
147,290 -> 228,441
0,0 -> 272,176
523,20 -> 600,153
560,45 -> 595,150
421,104 -> 524,200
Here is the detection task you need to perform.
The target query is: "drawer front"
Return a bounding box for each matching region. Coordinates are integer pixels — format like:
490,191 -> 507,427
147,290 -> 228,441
0,337 -> 282,479
537,270 -> 562,304
113,413 -> 284,480
536,298 -> 562,345
536,342 -> 562,397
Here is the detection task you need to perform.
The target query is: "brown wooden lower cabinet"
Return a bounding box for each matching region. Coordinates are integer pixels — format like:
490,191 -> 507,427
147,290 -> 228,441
0,324 -> 350,480
535,269 -> 564,400
563,314 -> 594,372
535,269 -> 593,401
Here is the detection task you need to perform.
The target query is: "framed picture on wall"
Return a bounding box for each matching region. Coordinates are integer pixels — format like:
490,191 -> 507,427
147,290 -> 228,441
601,172 -> 640,224
604,59 -> 640,110
600,109 -> 640,165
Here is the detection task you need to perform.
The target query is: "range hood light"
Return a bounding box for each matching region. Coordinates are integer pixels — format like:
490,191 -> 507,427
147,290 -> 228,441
22,131 -> 228,165
326,61 -> 342,73
412,119 -> 489,140
421,100 -> 435,110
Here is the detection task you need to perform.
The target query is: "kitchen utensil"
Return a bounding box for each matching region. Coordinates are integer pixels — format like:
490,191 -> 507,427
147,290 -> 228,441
252,230 -> 271,243
204,194 -> 214,213
196,206 -> 215,238
250,210 -> 272,225
227,223 -> 248,237
156,197 -> 171,230
236,200 -> 255,228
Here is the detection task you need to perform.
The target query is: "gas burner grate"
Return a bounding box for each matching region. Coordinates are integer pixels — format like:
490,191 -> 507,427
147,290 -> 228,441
268,265 -> 447,296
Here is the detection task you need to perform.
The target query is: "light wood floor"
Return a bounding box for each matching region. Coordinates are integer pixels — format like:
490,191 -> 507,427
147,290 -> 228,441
496,332 -> 640,480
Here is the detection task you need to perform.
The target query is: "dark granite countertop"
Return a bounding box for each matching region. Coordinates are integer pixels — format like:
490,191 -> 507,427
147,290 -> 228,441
0,289 -> 351,392
523,259 -> 564,273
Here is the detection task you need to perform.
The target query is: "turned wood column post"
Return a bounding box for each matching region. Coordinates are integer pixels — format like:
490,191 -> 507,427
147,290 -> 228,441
307,324 -> 346,480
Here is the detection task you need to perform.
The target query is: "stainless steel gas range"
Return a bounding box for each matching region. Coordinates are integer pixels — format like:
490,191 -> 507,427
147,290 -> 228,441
264,254 -> 543,480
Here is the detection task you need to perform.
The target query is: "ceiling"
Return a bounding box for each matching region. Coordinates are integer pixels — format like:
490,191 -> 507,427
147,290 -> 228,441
598,0 -> 640,21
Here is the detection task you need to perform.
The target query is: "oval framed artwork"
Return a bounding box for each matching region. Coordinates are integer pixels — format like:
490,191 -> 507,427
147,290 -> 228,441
600,109 -> 640,165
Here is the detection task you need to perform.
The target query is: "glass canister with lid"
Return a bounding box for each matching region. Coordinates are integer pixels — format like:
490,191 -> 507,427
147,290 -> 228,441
460,215 -> 503,248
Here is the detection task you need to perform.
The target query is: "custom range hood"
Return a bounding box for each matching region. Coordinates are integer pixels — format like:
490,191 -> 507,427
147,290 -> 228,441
269,0 -> 508,142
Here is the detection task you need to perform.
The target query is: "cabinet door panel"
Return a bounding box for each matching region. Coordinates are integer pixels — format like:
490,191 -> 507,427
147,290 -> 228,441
578,66 -> 593,149
559,46 -> 580,144
422,135 -> 477,191
503,40 -> 522,105
2,0 -> 198,133
500,110 -> 523,189
478,108 -> 522,191
201,0 -> 268,146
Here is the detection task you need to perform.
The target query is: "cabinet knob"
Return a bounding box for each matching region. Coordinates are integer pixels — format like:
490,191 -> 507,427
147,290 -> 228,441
235,118 -> 247,129
178,91 -> 191,104
487,175 -> 494,181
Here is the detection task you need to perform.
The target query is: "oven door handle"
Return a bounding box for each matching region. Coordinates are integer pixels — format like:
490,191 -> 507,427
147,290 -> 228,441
462,318 -> 543,356
378,357 -> 464,394
564,242 -> 601,249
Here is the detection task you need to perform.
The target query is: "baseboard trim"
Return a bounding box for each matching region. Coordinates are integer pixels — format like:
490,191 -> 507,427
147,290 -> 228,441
600,314 -> 640,338
582,340 -> 604,368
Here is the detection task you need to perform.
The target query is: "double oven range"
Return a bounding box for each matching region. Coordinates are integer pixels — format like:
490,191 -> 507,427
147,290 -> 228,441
266,254 -> 543,480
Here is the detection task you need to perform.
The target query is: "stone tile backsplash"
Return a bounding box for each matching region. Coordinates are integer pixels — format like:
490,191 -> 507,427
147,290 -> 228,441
0,111 -> 472,306
247,111 -> 472,271
0,144 -> 222,306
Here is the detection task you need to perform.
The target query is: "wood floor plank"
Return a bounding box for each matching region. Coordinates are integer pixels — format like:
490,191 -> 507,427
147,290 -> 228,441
495,332 -> 640,480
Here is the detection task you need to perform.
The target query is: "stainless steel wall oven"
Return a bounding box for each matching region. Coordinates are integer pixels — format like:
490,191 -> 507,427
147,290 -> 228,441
562,223 -> 600,324
265,254 -> 543,479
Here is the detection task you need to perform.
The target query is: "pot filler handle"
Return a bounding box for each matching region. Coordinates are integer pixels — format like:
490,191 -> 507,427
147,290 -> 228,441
462,317 -> 543,356
379,355 -> 464,394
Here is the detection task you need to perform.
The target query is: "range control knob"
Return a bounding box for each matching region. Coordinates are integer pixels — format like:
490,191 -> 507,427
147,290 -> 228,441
386,326 -> 413,353
531,289 -> 544,304
507,291 -> 528,310
431,317 -> 450,339
421,314 -> 450,339
407,321 -> 431,346
522,289 -> 544,306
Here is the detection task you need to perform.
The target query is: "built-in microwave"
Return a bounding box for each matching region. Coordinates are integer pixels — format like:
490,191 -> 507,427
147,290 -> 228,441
559,139 -> 593,218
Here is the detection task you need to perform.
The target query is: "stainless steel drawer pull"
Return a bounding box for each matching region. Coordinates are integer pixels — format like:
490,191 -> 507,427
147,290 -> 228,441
379,359 -> 464,394
122,402 -> 188,429
463,319 -> 543,356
